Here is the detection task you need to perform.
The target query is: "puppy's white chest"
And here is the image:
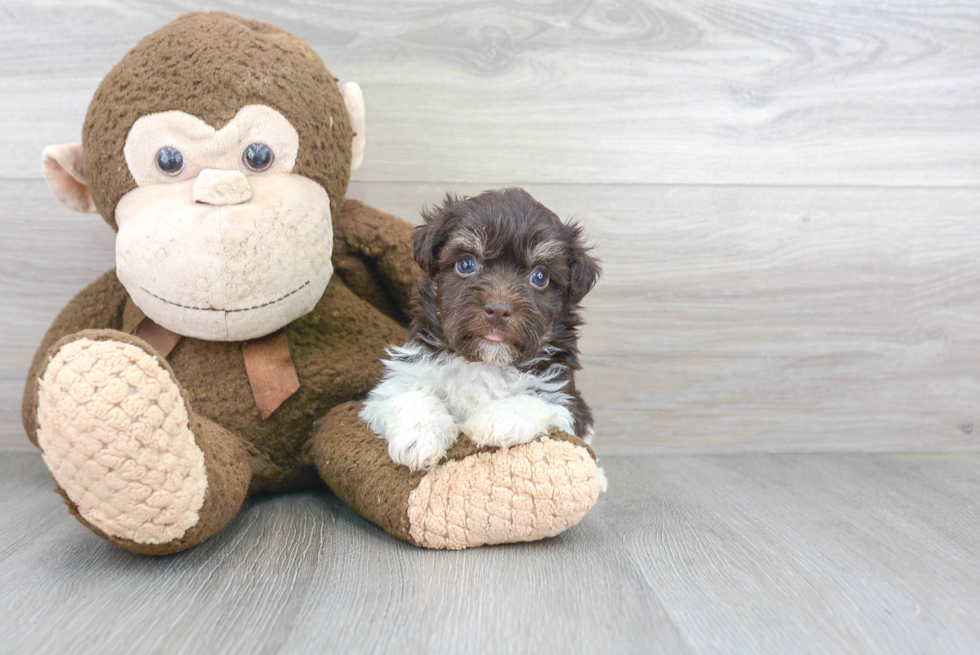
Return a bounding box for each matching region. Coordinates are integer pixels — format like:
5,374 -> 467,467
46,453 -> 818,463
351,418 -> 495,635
438,361 -> 524,420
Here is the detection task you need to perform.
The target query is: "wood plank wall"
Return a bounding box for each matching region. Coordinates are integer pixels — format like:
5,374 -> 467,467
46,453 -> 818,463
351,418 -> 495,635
2,0 -> 979,453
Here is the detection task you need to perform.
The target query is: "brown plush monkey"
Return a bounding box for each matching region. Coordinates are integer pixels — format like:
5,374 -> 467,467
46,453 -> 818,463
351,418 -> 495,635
24,12 -> 600,554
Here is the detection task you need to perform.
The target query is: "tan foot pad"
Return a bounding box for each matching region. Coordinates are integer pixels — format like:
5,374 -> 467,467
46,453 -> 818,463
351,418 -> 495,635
407,437 -> 601,549
36,338 -> 207,544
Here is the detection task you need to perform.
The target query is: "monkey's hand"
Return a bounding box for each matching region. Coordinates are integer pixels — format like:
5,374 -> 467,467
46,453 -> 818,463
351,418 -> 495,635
331,198 -> 421,322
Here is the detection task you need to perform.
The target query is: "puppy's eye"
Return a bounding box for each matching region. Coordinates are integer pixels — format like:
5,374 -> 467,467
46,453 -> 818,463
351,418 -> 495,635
243,143 -> 274,172
530,268 -> 549,288
156,146 -> 184,176
456,256 -> 478,276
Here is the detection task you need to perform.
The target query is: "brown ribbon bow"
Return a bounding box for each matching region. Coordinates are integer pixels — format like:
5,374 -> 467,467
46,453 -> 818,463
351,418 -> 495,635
132,317 -> 299,420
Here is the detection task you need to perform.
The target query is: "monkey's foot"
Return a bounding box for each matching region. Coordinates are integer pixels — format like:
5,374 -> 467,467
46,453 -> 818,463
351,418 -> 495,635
35,334 -> 210,548
407,436 -> 600,549
310,402 -> 601,550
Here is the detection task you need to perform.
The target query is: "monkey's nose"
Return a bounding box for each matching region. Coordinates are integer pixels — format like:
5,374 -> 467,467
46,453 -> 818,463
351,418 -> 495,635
193,169 -> 252,206
483,302 -> 513,328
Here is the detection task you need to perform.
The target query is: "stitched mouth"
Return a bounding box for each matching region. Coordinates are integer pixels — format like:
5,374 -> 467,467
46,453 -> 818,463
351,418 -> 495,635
140,280 -> 311,313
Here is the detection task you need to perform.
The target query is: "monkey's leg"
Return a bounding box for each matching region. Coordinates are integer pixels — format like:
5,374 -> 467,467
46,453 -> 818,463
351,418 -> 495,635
307,401 -> 601,549
33,330 -> 250,555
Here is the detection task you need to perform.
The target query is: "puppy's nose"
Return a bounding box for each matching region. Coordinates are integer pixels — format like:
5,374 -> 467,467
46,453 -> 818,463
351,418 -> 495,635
193,169 -> 252,206
483,302 -> 513,328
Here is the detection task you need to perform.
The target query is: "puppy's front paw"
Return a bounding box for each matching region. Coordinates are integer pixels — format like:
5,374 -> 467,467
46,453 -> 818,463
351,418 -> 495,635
464,396 -> 574,448
465,407 -> 539,448
464,396 -> 576,449
386,413 -> 458,471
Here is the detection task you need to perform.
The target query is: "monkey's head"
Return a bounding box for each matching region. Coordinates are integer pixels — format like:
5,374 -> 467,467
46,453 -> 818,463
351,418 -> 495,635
41,12 -> 366,341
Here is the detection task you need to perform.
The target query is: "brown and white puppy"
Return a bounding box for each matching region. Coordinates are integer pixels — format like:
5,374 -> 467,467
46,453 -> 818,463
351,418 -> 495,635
360,188 -> 601,472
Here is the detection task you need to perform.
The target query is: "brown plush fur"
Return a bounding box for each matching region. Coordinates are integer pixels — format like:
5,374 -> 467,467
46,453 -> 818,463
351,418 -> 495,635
24,198 -> 414,494
332,198 -> 419,324
82,12 -> 352,229
24,198 -> 418,553
24,13 -> 429,553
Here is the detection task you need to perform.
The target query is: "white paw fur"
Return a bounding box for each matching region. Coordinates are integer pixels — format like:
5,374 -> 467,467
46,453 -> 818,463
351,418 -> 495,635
596,465 -> 609,493
386,413 -> 458,471
361,389 -> 457,471
464,396 -> 574,448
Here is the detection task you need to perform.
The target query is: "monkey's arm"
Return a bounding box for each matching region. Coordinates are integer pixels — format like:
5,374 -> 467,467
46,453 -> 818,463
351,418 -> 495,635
22,269 -> 129,445
331,198 -> 421,325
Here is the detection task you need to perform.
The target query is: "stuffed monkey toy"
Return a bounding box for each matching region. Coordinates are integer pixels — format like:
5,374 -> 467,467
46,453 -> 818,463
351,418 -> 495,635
24,12 -> 601,554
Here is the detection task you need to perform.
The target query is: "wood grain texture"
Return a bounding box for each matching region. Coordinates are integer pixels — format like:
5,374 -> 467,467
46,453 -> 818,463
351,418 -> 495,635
6,180 -> 980,453
0,0 -> 978,186
602,453 -> 980,654
2,452 -> 979,654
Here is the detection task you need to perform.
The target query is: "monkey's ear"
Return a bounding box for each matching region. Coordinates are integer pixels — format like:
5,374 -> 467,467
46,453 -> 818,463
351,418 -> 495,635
341,82 -> 366,171
567,223 -> 601,304
42,144 -> 98,214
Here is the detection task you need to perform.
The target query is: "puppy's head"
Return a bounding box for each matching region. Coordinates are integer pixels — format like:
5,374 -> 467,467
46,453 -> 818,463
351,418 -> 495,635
412,188 -> 600,366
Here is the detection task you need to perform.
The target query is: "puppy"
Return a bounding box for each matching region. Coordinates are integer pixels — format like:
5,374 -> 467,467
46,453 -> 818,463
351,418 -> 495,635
360,188 -> 601,472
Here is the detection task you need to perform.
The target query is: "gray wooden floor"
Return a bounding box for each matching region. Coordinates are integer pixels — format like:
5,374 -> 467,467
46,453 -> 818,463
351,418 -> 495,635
3,452 -> 980,654
2,0 -> 980,653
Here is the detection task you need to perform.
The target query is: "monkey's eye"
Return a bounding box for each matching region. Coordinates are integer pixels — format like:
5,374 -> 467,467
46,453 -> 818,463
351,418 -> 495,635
456,256 -> 478,277
530,268 -> 549,288
243,143 -> 274,172
155,146 -> 184,176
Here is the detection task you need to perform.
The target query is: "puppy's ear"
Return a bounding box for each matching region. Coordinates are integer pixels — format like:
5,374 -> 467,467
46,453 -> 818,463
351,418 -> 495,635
566,222 -> 601,304
413,193 -> 460,275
